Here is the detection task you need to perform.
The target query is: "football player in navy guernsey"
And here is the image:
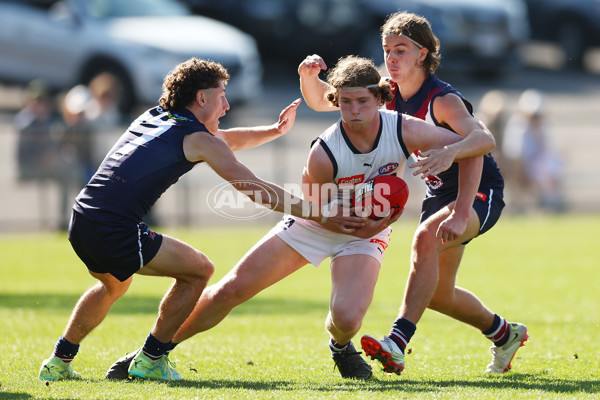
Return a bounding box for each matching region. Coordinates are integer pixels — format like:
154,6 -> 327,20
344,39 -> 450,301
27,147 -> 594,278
126,56 -> 482,381
38,58 -> 366,381
298,12 -> 527,376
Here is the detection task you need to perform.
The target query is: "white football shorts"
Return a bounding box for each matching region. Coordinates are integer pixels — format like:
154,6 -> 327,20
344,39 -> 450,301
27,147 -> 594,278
268,215 -> 392,267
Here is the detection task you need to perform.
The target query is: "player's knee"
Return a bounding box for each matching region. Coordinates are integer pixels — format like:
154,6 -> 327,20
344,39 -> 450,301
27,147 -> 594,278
98,275 -> 131,300
413,224 -> 441,253
428,289 -> 453,313
174,251 -> 214,286
195,251 -> 215,281
330,307 -> 363,334
427,295 -> 445,312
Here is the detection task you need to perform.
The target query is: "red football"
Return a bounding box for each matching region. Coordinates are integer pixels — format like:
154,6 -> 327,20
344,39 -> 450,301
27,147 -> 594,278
353,175 -> 409,220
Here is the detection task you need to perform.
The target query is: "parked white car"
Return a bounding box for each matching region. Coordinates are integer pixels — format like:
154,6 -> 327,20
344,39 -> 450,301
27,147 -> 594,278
0,0 -> 263,112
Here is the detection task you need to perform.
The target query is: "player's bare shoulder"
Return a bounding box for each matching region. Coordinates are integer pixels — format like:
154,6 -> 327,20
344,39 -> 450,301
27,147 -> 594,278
400,113 -> 427,134
183,129 -> 229,162
305,141 -> 334,184
432,92 -> 471,123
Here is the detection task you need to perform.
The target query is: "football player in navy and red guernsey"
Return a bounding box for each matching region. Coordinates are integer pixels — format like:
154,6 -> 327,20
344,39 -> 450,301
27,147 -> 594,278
38,58 -> 365,381
163,56 -> 480,380
298,11 -> 527,375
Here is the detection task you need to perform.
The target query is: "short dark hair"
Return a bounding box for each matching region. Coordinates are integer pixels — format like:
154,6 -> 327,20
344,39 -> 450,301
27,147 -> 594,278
325,56 -> 393,107
159,58 -> 229,111
381,11 -> 441,73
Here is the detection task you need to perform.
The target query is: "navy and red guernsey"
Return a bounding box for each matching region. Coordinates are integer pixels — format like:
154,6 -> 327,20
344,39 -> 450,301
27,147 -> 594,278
385,74 -> 503,196
73,106 -> 204,225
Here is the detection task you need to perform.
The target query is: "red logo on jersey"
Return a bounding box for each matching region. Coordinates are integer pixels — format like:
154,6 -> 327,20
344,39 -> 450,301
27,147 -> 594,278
370,238 -> 389,250
338,174 -> 365,186
476,192 -> 487,201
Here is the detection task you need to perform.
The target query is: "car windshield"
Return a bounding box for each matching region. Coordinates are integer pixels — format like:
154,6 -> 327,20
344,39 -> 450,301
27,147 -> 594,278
84,0 -> 188,18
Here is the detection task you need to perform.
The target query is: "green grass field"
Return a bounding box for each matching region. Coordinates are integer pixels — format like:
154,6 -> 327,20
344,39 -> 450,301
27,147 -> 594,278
1,214 -> 599,399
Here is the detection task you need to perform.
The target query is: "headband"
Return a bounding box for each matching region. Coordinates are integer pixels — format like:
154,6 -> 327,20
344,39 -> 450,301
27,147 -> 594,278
340,83 -> 381,91
386,33 -> 424,49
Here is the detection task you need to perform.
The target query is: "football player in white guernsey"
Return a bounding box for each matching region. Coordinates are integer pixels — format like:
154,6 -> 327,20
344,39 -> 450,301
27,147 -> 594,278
157,56 -> 481,380
299,11 -> 527,376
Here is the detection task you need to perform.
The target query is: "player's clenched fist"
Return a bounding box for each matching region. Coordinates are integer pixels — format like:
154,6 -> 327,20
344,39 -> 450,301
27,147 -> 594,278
298,54 -> 328,77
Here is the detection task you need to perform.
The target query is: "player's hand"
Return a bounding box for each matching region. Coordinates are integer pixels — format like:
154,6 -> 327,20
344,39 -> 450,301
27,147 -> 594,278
410,148 -> 456,179
348,207 -> 404,238
436,210 -> 467,244
298,54 -> 328,79
274,98 -> 302,136
319,200 -> 367,234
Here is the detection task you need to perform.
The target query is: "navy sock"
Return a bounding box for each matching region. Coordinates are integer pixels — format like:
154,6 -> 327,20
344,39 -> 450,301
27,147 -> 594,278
54,336 -> 79,363
142,333 -> 171,360
483,314 -> 510,347
389,318 -> 416,353
166,341 -> 178,355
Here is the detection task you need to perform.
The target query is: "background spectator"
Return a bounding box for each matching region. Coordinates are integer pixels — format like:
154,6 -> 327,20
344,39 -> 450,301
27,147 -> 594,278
476,89 -> 510,168
14,80 -> 62,183
502,89 -> 566,213
54,85 -> 96,229
86,73 -> 124,166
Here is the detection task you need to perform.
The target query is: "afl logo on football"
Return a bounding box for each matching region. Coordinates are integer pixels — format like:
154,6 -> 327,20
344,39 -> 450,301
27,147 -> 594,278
378,163 -> 399,175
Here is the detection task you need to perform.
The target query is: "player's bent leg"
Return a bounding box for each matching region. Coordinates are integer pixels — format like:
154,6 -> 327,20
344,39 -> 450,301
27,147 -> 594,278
428,246 -> 496,332
365,205 -> 481,377
328,255 -> 380,343
328,255 -> 379,379
172,234 -> 308,343
39,272 -> 132,380
60,281 -> 129,345
64,272 -> 133,343
398,207 -> 457,325
138,235 -> 215,343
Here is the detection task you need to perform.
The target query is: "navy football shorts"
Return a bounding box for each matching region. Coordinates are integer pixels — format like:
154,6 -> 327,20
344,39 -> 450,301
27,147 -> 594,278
419,186 -> 505,244
68,211 -> 163,282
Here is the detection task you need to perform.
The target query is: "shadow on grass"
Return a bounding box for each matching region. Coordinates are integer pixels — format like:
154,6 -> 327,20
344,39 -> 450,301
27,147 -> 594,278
150,373 -> 600,395
0,293 -> 324,315
0,393 -> 33,400
0,293 -> 161,314
394,374 -> 600,395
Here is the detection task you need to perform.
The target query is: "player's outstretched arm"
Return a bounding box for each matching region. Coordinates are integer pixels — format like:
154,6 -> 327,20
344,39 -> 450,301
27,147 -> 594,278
185,130 -> 366,233
214,98 -> 302,151
298,54 -> 339,112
